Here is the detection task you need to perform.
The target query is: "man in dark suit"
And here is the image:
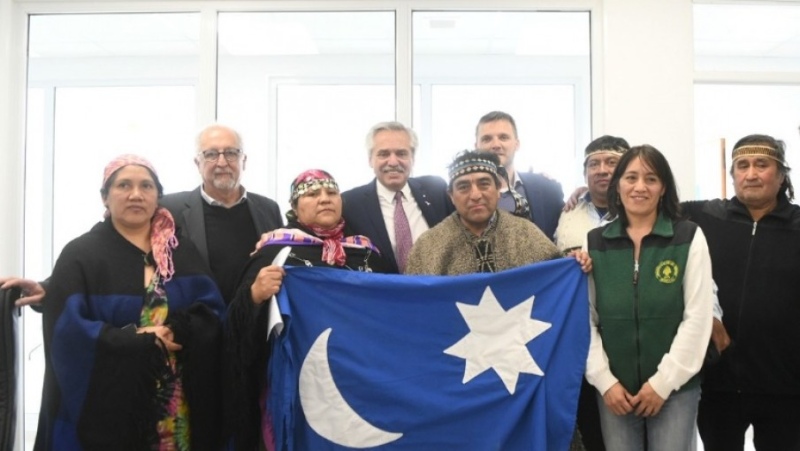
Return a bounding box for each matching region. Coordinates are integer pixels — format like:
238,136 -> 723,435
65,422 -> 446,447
160,124 -> 282,303
342,121 -> 453,274
475,111 -> 564,239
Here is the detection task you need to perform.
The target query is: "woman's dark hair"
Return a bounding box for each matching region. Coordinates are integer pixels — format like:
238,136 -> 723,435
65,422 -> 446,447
607,144 -> 681,225
100,165 -> 164,199
730,134 -> 794,201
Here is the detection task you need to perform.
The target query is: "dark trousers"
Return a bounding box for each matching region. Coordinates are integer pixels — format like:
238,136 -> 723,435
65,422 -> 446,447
576,378 -> 605,451
697,391 -> 800,451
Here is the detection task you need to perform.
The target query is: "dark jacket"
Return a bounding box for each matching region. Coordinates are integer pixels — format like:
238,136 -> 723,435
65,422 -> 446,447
683,196 -> 800,395
36,219 -> 225,451
517,172 -> 565,240
341,176 -> 454,273
160,187 -> 283,265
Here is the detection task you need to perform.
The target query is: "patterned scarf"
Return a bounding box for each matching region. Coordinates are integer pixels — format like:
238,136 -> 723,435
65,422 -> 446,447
260,219 -> 380,267
149,208 -> 179,282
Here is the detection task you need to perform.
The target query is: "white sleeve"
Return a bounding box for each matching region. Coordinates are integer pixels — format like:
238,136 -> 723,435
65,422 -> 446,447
711,280 -> 723,320
584,270 -> 620,395
648,229 -> 714,399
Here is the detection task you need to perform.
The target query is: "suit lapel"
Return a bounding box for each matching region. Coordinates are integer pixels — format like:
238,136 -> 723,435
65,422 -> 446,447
247,197 -> 268,236
517,173 -> 539,223
184,189 -> 210,264
408,178 -> 438,228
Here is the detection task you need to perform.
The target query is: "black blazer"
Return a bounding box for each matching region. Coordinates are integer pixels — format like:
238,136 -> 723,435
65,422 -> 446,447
160,187 -> 283,266
517,172 -> 564,240
342,176 -> 453,273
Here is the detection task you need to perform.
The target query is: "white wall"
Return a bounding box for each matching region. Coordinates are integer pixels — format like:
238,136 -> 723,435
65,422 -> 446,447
0,2 -> 26,450
599,0 -> 695,199
0,0 -> 25,277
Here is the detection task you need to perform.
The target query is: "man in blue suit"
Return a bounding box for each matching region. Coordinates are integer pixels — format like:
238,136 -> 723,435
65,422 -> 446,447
475,111 -> 564,240
160,124 -> 283,304
342,122 -> 453,274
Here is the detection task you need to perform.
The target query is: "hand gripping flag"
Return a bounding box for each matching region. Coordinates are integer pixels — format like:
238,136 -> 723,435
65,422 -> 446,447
267,257 -> 589,450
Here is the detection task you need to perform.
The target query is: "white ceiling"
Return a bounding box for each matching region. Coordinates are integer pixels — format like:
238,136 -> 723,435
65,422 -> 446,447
26,5 -> 800,60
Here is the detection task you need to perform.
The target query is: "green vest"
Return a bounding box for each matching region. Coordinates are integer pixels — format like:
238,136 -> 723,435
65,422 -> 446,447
588,213 -> 700,394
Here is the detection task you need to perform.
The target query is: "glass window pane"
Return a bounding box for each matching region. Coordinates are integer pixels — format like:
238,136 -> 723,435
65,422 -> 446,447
694,4 -> 800,73
428,85 -> 576,185
274,85 -> 392,206
217,12 -> 395,199
413,11 -> 591,192
52,86 -> 197,255
28,12 -> 201,259
271,84 -> 422,211
28,13 -> 200,83
694,84 -> 800,200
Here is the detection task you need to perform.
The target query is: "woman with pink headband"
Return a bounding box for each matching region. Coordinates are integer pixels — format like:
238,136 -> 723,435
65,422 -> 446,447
36,155 -> 226,451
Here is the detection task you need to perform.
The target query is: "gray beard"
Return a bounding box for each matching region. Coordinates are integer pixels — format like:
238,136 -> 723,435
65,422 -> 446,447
212,177 -> 237,191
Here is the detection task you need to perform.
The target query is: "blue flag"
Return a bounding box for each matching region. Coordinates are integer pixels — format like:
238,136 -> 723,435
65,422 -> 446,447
268,258 -> 589,450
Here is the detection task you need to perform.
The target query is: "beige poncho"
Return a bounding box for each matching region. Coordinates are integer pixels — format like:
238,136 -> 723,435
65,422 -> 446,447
405,209 -> 561,276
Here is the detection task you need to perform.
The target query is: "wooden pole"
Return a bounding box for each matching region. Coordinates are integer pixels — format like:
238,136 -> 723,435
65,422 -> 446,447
720,138 -> 727,198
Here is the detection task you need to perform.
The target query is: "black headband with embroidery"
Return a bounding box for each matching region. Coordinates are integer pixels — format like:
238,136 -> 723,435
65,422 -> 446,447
448,156 -> 498,183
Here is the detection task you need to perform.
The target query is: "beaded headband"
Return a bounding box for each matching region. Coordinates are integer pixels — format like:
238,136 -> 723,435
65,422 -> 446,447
448,156 -> 498,183
584,147 -> 627,162
289,169 -> 339,203
731,144 -> 783,164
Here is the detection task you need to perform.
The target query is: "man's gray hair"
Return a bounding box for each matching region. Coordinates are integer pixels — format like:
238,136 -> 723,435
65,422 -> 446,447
195,124 -> 243,153
365,121 -> 418,158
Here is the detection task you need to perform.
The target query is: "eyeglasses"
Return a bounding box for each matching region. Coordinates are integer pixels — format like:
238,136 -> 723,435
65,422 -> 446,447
200,148 -> 242,163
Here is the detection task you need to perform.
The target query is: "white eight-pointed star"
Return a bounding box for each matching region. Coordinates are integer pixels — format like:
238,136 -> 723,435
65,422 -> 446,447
444,286 -> 551,395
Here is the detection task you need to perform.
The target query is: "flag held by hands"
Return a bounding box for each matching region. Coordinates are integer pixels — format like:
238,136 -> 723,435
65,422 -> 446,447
268,258 -> 589,450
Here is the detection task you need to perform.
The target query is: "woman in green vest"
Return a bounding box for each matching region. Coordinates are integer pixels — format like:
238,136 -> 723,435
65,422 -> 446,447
585,145 -> 713,451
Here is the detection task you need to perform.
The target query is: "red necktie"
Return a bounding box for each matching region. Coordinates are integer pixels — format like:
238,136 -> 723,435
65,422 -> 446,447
394,191 -> 413,273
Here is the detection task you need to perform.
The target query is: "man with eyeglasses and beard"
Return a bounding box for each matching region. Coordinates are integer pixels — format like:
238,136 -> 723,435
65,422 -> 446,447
2,124 -> 282,308
160,124 -> 282,305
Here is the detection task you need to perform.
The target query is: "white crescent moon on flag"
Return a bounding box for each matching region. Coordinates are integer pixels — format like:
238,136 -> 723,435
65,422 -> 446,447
299,328 -> 403,448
